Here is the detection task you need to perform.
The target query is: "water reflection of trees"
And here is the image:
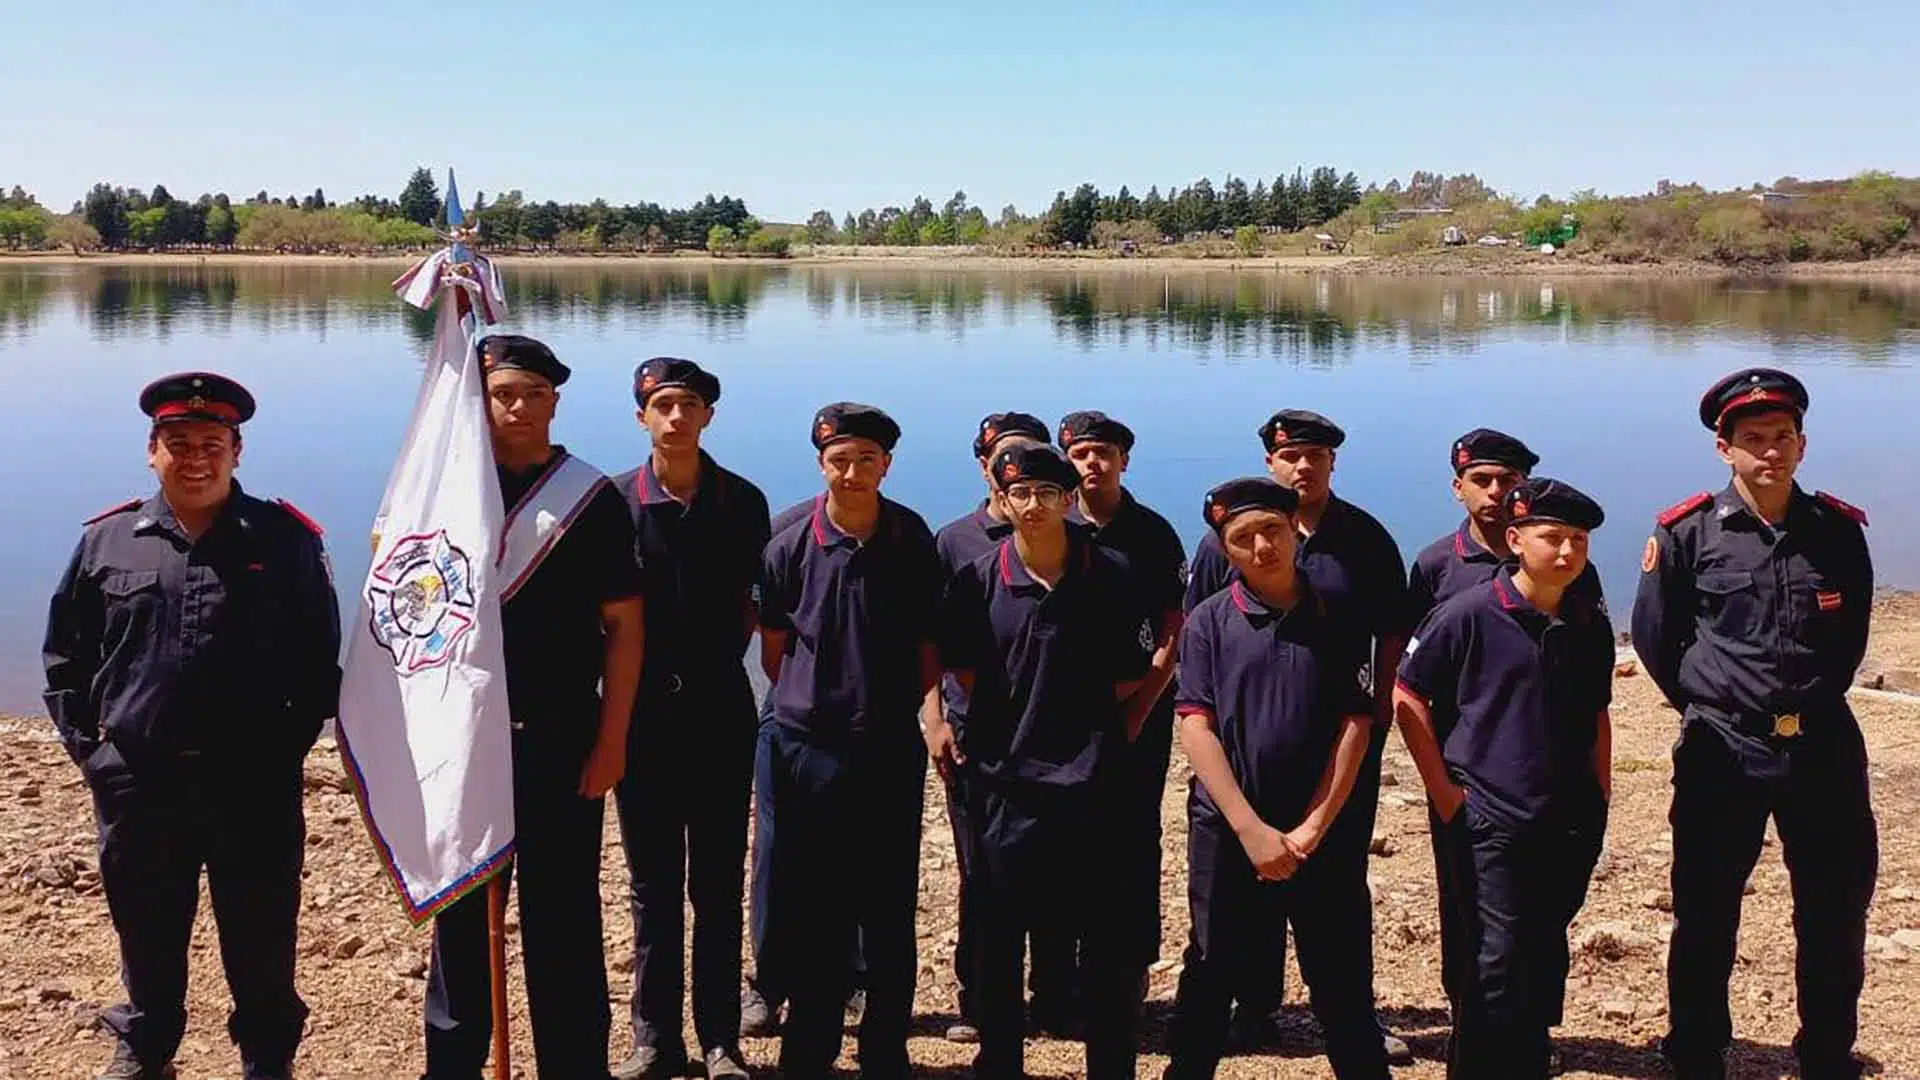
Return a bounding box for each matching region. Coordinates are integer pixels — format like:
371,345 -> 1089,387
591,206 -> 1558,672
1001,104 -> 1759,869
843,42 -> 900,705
1,264 -> 1916,362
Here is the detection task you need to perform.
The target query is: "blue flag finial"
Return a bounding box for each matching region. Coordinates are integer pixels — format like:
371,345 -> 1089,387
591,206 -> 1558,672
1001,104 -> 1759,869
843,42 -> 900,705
445,168 -> 464,228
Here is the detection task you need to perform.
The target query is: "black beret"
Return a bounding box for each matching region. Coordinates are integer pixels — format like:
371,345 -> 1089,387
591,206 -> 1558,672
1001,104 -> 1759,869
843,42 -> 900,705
1203,477 -> 1301,533
1505,477 -> 1604,531
991,443 -> 1080,491
812,402 -> 901,452
972,412 -> 1049,459
1056,410 -> 1136,453
1259,409 -> 1346,452
1699,367 -> 1808,431
1452,428 -> 1539,475
633,357 -> 721,407
478,334 -> 570,387
139,371 -> 256,427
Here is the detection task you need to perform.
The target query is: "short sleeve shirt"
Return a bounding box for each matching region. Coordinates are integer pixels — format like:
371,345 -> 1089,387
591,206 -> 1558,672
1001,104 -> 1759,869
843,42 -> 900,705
1407,518 -> 1606,630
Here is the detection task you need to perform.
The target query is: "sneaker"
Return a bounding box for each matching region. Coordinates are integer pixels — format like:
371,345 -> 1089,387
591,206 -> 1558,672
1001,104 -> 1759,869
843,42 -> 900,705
944,1019 -> 980,1044
1382,1031 -> 1414,1066
99,1045 -> 177,1080
703,1047 -> 749,1080
842,988 -> 867,1031
611,1045 -> 690,1080
740,984 -> 780,1038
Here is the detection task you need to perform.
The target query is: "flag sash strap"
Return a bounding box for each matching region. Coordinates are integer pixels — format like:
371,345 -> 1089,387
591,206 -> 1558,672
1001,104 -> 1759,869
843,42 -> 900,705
497,450 -> 609,603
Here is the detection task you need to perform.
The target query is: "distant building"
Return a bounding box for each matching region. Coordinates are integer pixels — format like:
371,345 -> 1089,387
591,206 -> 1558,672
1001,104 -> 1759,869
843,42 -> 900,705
1749,190 -> 1808,204
1656,179 -> 1673,197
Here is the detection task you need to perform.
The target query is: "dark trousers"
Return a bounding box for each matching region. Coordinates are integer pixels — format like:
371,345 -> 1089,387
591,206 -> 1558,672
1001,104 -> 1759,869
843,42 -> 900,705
1666,712 -> 1877,1079
425,736 -> 610,1080
1118,694 -> 1175,973
941,768 -> 980,1021
968,775 -> 1139,1080
88,747 -> 307,1073
1438,798 -> 1603,1080
1167,810 -> 1388,1080
759,724 -> 925,1080
616,676 -> 756,1057
1235,722 -> 1388,1022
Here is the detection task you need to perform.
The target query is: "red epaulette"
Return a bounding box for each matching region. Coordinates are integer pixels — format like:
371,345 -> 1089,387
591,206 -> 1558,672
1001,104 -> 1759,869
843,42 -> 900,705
1655,492 -> 1713,528
275,498 -> 325,536
83,498 -> 142,526
1815,491 -> 1868,527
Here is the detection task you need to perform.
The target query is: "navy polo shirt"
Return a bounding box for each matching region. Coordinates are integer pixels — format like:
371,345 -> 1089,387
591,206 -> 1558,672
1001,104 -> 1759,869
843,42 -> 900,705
613,450 -> 772,680
937,532 -> 1153,789
932,501 -> 1017,727
759,495 -> 942,747
1396,567 -> 1614,828
1069,489 -> 1188,622
1407,518 -> 1607,630
1184,494 -> 1408,647
1177,580 -> 1371,830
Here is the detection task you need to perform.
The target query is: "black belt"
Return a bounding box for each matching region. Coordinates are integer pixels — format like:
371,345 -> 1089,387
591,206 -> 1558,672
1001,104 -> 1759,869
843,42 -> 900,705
1693,702 -> 1842,740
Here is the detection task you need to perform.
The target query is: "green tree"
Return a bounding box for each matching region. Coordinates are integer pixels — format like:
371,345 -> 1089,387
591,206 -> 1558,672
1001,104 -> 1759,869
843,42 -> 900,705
48,215 -> 100,254
0,207 -> 49,248
1233,224 -> 1260,256
706,224 -> 737,252
126,206 -> 167,248
1359,190 -> 1397,232
398,167 -> 440,227
205,205 -> 236,247
83,183 -> 130,248
805,210 -> 838,244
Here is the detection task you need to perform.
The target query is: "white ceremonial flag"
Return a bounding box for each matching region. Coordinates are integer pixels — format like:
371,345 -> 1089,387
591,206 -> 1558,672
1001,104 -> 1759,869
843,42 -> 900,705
337,172 -> 516,923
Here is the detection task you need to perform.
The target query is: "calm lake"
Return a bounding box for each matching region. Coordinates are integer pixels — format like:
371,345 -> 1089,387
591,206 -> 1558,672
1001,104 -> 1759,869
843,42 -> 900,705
2,261 -> 1917,713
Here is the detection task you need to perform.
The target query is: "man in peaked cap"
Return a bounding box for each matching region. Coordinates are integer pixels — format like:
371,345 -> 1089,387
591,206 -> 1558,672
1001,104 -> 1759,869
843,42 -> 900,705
1633,368 -> 1876,1080
44,373 -> 340,1080
1183,409 -> 1410,1061
612,358 -> 768,1080
1396,477 -> 1615,1079
932,442 -> 1155,1080
757,403 -> 941,1080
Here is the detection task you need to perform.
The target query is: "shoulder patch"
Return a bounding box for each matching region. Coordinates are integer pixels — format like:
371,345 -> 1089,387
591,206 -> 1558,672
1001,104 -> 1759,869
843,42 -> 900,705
1655,492 -> 1713,528
84,498 -> 143,526
275,498 -> 325,536
1815,491 -> 1868,527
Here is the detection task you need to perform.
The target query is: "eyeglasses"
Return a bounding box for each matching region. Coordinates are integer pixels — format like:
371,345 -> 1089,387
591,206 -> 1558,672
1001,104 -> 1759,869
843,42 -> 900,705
1003,485 -> 1066,508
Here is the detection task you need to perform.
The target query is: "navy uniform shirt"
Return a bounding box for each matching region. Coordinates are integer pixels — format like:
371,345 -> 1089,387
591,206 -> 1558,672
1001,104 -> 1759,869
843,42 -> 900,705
760,495 -> 943,747
613,450 -> 771,683
932,501 -> 1018,729
42,483 -> 341,767
1185,494 -> 1408,653
1407,518 -> 1606,630
1068,489 -> 1188,624
1397,567 -> 1614,828
1631,484 -> 1872,723
498,452 -> 643,744
937,533 -> 1153,789
1177,580 -> 1371,830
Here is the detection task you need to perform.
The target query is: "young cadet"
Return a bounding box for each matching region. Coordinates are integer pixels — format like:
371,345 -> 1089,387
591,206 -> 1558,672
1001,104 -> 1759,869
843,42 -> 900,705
43,374 -> 340,1080
1395,478 -> 1614,1080
1404,427 -> 1605,1021
1632,369 -> 1876,1080
611,359 -> 769,1080
1183,409 -> 1408,1059
923,410 -> 1070,1044
423,335 -> 645,1080
932,443 -> 1154,1080
757,403 -> 942,1080
1058,410 -> 1188,997
1165,478 -> 1386,1080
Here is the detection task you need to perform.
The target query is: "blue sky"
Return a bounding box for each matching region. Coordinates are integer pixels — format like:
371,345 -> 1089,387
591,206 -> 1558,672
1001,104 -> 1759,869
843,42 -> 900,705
6,0 -> 1915,222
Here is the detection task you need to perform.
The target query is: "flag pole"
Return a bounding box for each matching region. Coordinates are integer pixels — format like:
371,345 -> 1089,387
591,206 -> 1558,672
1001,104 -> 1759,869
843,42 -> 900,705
488,872 -> 512,1080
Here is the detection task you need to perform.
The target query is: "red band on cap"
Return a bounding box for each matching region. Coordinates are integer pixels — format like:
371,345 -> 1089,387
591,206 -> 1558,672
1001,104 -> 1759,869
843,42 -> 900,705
153,400 -> 241,423
1715,388 -> 1797,427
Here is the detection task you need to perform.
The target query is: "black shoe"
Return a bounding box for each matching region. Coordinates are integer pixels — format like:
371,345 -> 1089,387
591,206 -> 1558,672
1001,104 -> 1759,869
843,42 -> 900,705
703,1046 -> 749,1080
842,988 -> 867,1032
1225,1007 -> 1281,1051
1028,996 -> 1082,1039
944,1019 -> 980,1044
1659,1038 -> 1727,1080
740,983 -> 780,1038
1382,1030 -> 1413,1066
243,1064 -> 295,1080
612,1045 -> 690,1080
99,1044 -> 177,1080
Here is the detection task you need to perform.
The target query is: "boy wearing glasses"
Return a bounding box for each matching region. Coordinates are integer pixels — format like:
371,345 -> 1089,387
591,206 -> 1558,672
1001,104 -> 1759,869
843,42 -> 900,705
932,443 -> 1154,1080
756,404 -> 942,1080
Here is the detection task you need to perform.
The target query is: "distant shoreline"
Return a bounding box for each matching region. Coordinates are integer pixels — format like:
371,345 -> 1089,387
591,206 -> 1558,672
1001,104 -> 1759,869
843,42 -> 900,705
4,248 -> 1919,279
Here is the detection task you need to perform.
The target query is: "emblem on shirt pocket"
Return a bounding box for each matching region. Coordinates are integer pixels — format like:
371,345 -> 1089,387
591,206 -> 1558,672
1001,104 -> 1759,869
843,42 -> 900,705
1817,590 -> 1843,612
367,529 -> 479,674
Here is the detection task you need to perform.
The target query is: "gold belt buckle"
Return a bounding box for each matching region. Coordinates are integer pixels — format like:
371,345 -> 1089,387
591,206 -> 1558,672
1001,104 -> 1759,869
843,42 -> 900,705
1771,713 -> 1803,738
